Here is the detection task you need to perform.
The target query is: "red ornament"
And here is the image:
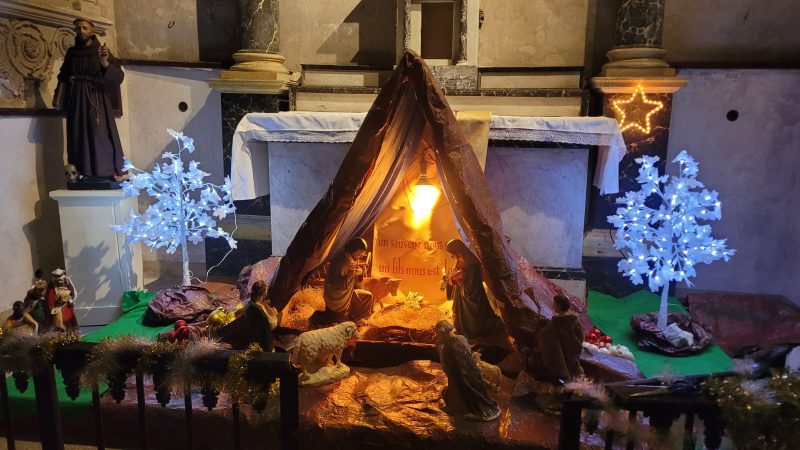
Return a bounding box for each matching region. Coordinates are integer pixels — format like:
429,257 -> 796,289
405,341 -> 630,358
175,320 -> 188,329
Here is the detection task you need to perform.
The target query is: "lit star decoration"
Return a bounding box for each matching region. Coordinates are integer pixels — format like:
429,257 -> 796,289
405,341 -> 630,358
607,150 -> 735,330
114,129 -> 237,286
612,84 -> 664,134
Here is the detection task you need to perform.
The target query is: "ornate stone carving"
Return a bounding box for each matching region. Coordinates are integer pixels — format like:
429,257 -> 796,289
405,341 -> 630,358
0,19 -> 66,98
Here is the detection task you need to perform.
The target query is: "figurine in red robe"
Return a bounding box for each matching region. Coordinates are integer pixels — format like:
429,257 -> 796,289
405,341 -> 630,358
44,269 -> 78,331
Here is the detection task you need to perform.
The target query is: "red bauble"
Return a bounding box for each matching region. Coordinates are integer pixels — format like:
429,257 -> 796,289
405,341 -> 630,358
175,320 -> 188,330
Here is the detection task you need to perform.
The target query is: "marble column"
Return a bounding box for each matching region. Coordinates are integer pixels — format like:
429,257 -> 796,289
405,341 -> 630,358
586,0 -> 688,295
455,0 -> 468,65
601,0 -> 673,77
208,0 -> 292,94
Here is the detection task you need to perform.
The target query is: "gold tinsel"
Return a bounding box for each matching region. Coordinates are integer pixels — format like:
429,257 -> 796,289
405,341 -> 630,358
0,332 -> 79,375
703,372 -> 800,450
136,340 -> 190,374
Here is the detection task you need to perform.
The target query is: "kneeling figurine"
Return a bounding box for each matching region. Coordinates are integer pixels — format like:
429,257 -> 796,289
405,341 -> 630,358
288,321 -> 359,386
435,320 -> 500,421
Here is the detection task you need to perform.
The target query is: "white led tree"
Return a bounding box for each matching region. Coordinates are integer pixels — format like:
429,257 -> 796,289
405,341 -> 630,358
607,150 -> 735,330
114,129 -> 237,286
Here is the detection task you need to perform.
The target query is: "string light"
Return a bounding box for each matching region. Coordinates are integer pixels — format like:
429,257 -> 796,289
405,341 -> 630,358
612,84 -> 664,134
607,150 -> 735,328
114,129 -> 237,286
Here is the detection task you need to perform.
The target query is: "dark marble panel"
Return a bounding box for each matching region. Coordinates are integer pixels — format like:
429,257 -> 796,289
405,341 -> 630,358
613,0 -> 665,48
536,267 -> 586,281
239,0 -> 280,52
221,92 -> 289,216
205,236 -> 272,276
586,93 -> 672,230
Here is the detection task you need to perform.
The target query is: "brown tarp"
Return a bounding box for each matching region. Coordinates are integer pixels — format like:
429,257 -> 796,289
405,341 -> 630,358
268,50 -> 619,376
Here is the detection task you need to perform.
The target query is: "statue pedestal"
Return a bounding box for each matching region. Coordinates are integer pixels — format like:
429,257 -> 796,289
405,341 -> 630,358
49,190 -> 143,326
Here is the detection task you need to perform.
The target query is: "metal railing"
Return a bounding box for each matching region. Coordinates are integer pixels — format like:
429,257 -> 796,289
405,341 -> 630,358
558,376 -> 726,450
0,341 -> 299,450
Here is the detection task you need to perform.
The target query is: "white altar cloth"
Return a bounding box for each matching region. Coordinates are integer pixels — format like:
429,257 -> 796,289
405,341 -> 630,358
231,112 -> 627,200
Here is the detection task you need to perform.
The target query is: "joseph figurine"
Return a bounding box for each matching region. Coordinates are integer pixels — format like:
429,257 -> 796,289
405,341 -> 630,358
53,18 -> 125,180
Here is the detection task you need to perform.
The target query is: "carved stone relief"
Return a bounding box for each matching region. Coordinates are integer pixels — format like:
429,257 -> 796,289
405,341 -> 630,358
0,19 -> 72,107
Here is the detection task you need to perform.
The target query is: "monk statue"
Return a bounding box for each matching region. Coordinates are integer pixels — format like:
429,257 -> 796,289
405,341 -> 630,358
435,320 -> 501,421
53,18 -> 125,182
539,294 -> 585,384
321,238 -> 374,323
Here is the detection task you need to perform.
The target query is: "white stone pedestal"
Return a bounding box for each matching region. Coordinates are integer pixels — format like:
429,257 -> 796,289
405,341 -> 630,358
50,190 -> 143,326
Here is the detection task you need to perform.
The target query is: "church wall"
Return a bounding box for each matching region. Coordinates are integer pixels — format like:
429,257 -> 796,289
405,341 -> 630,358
663,0 -> 800,65
667,69 -> 800,305
122,66 -> 224,268
279,0 -> 396,72
0,117 -> 67,311
478,0 -> 590,67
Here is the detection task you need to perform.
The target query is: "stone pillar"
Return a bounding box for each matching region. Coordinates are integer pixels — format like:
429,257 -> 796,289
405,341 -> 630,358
585,0 -> 688,296
600,0 -> 673,77
208,0 -> 292,94
455,0 -> 468,65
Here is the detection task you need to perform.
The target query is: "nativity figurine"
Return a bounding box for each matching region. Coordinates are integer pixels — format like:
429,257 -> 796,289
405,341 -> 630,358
539,294 -> 584,384
3,301 -> 39,336
245,280 -> 279,352
322,238 -> 375,323
53,18 -> 125,182
444,239 -> 506,344
435,320 -> 501,421
44,268 -> 78,332
288,321 -> 359,387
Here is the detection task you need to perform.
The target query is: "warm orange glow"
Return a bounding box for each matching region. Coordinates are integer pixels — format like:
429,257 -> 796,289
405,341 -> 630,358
410,184 -> 440,228
612,84 -> 664,134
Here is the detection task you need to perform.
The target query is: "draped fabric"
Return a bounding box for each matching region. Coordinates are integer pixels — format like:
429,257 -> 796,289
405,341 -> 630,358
267,52 -> 593,375
230,109 -> 627,200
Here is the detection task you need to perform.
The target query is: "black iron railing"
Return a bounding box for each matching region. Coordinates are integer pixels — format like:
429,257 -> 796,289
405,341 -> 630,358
0,341 -> 299,450
558,376 -> 726,450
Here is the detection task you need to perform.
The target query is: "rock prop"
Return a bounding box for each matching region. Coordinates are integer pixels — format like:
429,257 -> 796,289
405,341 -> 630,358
785,346 -> 800,372
143,286 -> 239,326
664,323 -> 694,348
288,321 -> 359,387
237,257 -> 281,300
630,312 -> 713,355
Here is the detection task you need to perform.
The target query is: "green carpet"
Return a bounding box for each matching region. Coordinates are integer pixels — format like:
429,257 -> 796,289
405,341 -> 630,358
5,290 -> 171,420
588,290 -> 733,378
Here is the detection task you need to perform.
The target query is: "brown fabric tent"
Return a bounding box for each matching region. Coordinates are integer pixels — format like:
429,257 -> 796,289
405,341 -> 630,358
267,50 -> 611,376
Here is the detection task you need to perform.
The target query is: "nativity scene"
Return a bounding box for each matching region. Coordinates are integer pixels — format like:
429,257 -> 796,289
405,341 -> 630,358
1,1 -> 799,449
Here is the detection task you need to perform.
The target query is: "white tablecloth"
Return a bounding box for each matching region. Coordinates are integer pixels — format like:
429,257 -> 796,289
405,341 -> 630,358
231,112 -> 627,200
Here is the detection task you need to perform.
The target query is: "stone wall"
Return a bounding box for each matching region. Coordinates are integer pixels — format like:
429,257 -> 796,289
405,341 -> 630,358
280,0 -> 396,71
113,0 -> 237,63
663,0 -> 800,64
667,69 -> 800,304
478,0 -> 590,67
123,66 -> 224,267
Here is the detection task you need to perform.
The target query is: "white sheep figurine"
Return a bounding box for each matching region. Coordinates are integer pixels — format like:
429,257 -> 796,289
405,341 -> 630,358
472,352 -> 502,392
288,321 -> 359,386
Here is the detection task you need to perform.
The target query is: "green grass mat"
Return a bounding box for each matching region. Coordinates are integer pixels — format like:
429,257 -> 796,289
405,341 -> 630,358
5,290 -> 171,420
588,290 -> 733,378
